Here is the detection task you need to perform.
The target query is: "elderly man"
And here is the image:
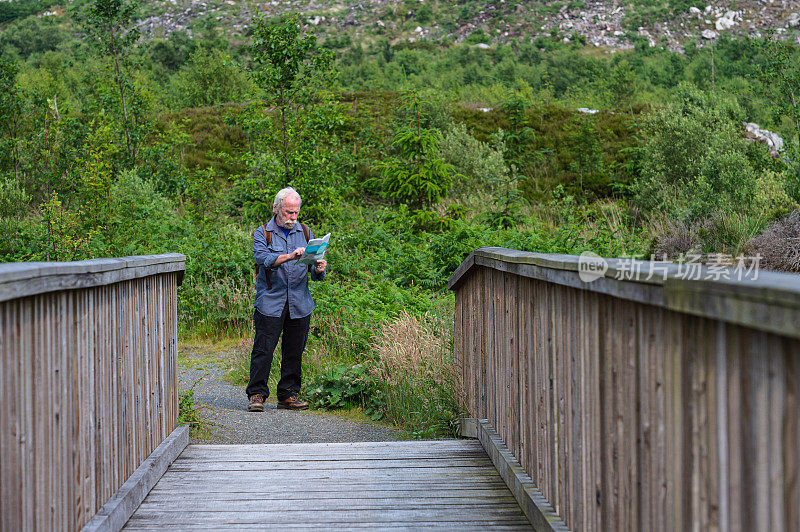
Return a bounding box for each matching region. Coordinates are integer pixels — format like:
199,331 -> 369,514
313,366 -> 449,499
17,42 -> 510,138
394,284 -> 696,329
246,187 -> 327,412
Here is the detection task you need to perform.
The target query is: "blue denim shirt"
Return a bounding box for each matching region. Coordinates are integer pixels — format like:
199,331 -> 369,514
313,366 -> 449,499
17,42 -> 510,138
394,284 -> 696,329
253,217 -> 326,319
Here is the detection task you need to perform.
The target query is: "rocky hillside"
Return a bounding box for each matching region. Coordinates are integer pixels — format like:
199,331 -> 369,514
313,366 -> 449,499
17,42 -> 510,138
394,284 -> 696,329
125,0 -> 800,51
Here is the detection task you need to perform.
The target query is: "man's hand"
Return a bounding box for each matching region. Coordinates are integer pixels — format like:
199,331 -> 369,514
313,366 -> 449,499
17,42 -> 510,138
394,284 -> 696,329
274,247 -> 305,267
314,259 -> 327,274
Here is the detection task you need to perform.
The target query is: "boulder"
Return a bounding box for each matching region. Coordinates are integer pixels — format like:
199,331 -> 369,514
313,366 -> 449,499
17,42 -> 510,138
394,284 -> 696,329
715,11 -> 739,31
743,122 -> 784,157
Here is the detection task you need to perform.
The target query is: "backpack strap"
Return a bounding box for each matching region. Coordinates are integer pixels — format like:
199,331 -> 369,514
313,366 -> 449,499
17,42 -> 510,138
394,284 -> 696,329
301,223 -> 310,244
254,224 -> 274,289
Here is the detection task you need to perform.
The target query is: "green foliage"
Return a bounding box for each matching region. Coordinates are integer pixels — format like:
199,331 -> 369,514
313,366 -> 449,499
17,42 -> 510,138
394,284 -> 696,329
0,175 -> 29,218
38,192 -> 98,261
374,92 -> 456,209
248,13 -> 336,174
632,83 -> 769,220
76,0 -> 143,161
438,122 -> 508,197
305,363 -> 380,416
0,0 -> 60,24
78,121 -> 119,224
0,58 -> 23,176
757,31 -> 800,175
178,378 -> 215,438
167,48 -> 255,109
567,116 -> 605,192
0,15 -> 69,59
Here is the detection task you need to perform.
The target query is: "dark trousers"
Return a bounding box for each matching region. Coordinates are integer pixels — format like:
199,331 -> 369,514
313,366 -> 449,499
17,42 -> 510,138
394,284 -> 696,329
245,304 -> 310,401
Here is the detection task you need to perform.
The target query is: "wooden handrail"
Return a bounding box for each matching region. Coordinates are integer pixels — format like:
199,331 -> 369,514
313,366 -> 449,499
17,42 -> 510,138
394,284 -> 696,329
0,254 -> 185,531
451,247 -> 800,531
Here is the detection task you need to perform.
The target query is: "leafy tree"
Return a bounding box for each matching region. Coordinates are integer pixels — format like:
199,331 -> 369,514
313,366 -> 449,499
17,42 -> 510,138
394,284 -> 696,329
632,83 -> 764,220
76,0 -> 140,161
0,58 -> 23,180
248,13 -> 336,175
757,32 -> 800,170
168,47 -> 255,109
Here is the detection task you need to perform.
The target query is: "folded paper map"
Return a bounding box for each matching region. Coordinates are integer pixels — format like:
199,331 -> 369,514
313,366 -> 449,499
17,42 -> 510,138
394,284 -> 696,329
297,233 -> 330,265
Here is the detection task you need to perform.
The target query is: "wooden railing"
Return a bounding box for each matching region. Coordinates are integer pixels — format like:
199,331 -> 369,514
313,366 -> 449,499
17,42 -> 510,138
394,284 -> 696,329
450,247 -> 800,531
0,254 -> 185,531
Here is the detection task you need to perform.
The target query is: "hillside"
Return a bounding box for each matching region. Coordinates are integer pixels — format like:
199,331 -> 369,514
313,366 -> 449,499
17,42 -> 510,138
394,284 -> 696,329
134,0 -> 800,51
6,0 -> 800,52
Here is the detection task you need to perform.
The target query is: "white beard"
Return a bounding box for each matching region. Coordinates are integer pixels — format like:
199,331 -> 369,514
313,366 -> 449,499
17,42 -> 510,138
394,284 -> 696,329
278,215 -> 296,228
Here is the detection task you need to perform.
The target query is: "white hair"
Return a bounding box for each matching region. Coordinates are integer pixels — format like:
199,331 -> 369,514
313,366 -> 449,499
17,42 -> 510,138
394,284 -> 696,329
273,187 -> 301,211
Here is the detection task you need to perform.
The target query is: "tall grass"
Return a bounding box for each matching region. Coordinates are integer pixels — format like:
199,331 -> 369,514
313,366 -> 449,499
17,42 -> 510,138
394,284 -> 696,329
372,309 -> 462,438
178,275 -> 254,340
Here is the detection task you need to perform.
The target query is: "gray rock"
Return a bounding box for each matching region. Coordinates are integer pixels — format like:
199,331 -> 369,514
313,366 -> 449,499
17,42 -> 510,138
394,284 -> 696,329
744,122 -> 784,156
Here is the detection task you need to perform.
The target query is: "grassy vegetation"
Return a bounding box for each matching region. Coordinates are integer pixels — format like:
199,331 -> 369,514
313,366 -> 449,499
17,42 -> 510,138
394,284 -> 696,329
2,5 -> 800,437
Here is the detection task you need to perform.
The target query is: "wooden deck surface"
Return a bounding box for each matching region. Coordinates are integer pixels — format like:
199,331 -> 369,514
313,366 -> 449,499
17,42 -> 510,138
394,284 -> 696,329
122,440 -> 534,530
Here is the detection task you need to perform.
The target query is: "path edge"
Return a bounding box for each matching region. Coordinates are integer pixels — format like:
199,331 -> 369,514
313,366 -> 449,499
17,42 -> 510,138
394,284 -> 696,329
81,425 -> 189,532
467,418 -> 571,532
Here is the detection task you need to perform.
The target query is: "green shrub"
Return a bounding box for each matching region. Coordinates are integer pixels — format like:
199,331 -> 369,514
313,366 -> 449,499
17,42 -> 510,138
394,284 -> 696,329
178,378 -> 215,438
438,122 -> 508,197
166,48 -> 256,109
305,363 -> 381,416
632,83 -> 765,220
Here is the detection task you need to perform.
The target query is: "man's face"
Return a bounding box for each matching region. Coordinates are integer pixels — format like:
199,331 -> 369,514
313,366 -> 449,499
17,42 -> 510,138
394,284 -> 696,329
275,196 -> 301,228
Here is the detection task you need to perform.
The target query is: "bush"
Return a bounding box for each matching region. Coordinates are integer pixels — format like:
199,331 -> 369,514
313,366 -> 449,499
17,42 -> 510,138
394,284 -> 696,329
305,363 -> 380,415
178,377 -> 215,438
167,48 -> 256,109
438,122 -> 508,197
632,83 -> 762,220
747,210 -> 800,272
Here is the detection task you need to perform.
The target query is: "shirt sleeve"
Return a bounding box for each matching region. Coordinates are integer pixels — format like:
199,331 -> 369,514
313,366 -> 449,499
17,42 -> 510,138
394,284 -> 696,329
253,228 -> 280,270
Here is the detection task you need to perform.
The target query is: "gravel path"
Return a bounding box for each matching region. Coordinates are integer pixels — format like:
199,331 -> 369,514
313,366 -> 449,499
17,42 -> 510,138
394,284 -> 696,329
179,367 -> 405,444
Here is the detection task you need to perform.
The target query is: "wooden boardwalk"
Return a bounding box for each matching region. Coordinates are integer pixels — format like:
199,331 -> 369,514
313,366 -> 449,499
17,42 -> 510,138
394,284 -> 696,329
122,440 -> 534,531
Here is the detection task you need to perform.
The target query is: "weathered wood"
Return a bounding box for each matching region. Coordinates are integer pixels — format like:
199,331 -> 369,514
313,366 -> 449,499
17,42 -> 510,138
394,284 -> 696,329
123,523 -> 534,531
451,247 -> 800,531
0,255 -> 185,303
0,254 -> 184,531
82,425 -> 188,532
123,440 -> 535,530
476,419 -> 569,532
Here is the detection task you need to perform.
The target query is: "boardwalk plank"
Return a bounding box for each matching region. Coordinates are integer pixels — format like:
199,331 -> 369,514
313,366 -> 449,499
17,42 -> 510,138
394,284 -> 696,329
166,458 -> 493,471
123,441 -> 533,530
123,520 -> 534,531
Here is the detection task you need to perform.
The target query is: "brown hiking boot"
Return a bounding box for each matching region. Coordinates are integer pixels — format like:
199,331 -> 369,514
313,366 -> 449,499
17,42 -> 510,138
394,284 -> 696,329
248,394 -> 265,412
277,396 -> 309,410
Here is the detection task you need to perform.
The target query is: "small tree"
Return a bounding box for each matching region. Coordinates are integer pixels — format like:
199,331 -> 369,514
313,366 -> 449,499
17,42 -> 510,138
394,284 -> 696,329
568,116 -> 604,193
248,13 -> 335,176
374,91 -> 455,210
76,0 -> 140,161
0,58 -> 22,180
